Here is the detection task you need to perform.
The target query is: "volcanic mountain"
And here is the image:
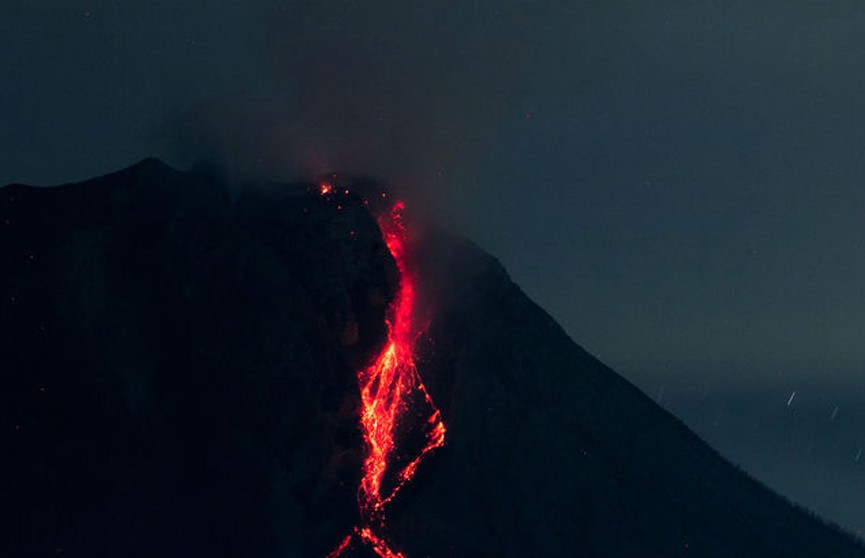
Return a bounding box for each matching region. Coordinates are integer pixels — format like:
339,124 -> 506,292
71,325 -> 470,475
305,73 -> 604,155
1,160 -> 862,558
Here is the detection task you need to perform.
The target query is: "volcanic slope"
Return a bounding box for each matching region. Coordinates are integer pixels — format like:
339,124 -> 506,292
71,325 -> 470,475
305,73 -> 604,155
395,226 -> 865,557
1,160 -> 862,558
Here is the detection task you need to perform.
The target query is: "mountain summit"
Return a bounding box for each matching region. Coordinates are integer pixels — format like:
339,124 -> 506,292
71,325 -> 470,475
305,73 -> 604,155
1,160 -> 861,557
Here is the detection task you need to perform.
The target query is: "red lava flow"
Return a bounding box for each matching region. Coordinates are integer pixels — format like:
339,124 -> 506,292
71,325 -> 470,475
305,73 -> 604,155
324,193 -> 446,558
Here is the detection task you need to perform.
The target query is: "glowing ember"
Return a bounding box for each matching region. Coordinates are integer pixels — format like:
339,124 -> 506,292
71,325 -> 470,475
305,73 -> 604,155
324,197 -> 446,558
320,182 -> 334,195
325,535 -> 353,558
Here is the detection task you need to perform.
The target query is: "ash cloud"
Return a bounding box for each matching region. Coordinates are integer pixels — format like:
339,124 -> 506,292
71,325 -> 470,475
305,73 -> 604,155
163,2 -> 582,216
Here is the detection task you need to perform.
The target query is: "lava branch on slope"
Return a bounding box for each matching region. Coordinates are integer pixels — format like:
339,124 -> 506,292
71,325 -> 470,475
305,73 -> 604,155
322,189 -> 446,558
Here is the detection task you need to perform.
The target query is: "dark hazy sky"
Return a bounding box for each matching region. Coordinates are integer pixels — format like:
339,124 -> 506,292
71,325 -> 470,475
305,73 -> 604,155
2,0 -> 864,537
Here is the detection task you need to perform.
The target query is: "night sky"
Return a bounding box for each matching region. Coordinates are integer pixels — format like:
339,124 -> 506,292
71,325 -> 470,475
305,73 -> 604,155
2,0 -> 864,537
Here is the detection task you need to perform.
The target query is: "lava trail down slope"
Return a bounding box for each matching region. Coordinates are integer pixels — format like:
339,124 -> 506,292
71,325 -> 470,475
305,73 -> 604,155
325,194 -> 446,558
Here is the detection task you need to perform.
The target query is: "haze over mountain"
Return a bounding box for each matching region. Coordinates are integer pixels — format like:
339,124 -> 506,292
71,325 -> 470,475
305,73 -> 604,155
2,161 -> 862,557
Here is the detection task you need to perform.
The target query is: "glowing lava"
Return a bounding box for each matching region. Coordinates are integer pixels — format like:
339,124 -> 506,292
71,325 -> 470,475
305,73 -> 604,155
323,190 -> 446,558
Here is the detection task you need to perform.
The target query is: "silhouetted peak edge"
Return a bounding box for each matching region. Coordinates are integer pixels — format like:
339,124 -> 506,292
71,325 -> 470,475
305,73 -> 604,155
1,157 -> 183,191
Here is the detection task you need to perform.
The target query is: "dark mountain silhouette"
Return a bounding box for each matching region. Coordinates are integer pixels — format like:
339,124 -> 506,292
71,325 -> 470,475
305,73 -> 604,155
1,160 -> 862,558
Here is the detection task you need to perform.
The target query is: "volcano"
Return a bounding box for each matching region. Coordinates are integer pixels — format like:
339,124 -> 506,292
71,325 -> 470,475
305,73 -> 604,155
1,160 -> 862,558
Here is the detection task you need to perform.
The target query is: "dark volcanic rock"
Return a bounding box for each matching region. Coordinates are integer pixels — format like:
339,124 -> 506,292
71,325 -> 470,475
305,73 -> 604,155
1,160 -> 863,557
1,160 -> 395,557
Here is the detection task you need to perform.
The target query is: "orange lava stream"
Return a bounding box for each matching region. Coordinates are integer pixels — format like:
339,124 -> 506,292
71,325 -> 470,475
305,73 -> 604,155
325,198 -> 446,558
